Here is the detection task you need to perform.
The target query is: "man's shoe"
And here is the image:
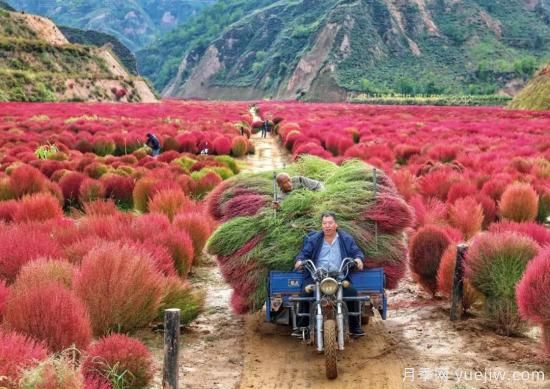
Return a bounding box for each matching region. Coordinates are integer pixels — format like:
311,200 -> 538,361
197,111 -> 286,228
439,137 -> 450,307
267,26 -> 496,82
291,327 -> 308,338
350,327 -> 365,337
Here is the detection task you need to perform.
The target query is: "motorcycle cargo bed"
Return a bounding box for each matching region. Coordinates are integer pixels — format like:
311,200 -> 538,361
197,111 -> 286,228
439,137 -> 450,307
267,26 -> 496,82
268,268 -> 385,295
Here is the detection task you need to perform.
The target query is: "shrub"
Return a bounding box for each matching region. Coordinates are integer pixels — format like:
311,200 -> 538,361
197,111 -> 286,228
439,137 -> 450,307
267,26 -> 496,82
0,330 -> 48,388
516,247 -> 550,354
0,176 -> 15,200
93,137 -> 116,156
157,277 -> 204,323
212,136 -> 232,155
13,258 -> 74,293
536,188 -> 549,223
0,199 -> 19,222
391,170 -> 416,200
19,355 -> 84,388
193,171 -> 222,198
0,280 -> 8,319
148,189 -> 188,222
231,136 -> 248,157
59,172 -> 87,207
448,196 -> 484,240
159,227 -> 194,276
9,165 -> 47,198
447,181 -> 477,204
81,334 -> 153,389
13,193 -> 63,223
4,284 -> 92,352
100,174 -> 134,209
419,169 -> 458,201
73,242 -> 164,335
0,225 -> 61,283
499,182 -> 539,222
132,178 -> 178,213
475,193 -> 497,228
436,245 -> 480,311
79,178 -> 106,203
489,221 -> 550,247
465,232 -> 539,335
82,199 -> 118,216
409,225 -> 451,296
173,211 -> 213,259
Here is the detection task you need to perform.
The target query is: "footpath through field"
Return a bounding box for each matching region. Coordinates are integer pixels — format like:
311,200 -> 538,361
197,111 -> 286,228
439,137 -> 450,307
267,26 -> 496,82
148,130 -> 550,388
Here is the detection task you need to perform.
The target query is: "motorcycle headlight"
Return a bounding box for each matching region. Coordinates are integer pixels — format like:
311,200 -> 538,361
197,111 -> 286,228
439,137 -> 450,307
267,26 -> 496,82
320,278 -> 338,295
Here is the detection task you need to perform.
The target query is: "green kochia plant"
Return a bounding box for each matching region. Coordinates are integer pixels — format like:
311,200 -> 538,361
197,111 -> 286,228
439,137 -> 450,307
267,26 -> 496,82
35,143 -> 59,159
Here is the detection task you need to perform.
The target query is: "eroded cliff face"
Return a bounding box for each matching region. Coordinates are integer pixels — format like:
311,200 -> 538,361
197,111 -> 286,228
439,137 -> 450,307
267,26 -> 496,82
158,0 -> 550,101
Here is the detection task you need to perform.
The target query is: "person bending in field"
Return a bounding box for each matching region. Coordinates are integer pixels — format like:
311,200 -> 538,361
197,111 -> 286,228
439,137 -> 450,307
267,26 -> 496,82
273,172 -> 323,209
294,211 -> 365,337
145,133 -> 161,157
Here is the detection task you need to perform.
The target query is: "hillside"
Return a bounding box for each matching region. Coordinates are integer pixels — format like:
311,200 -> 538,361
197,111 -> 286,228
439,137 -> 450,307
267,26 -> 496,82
508,61 -> 550,110
0,9 -> 156,102
136,0 -> 550,101
59,26 -> 137,75
6,0 -> 217,51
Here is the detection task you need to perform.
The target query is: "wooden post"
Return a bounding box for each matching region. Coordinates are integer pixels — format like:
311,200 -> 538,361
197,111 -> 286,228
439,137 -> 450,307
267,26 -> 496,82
450,244 -> 468,321
163,308 -> 181,389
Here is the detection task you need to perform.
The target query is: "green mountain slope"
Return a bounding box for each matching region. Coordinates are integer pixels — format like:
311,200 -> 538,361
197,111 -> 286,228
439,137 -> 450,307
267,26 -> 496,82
59,26 -> 137,75
0,9 -> 156,102
509,61 -> 550,109
136,0 -> 550,101
6,0 -> 217,51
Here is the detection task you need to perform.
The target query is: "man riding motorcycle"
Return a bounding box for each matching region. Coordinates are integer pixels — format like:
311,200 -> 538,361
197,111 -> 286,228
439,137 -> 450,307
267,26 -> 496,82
294,211 -> 365,337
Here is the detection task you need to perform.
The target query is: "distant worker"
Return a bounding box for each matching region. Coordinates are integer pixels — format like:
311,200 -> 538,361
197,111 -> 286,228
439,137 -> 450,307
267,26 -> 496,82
273,173 -> 323,208
261,119 -> 269,138
145,133 -> 161,157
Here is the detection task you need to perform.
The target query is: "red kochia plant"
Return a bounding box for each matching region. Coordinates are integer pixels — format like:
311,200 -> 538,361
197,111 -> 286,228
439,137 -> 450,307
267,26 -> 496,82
447,181 -> 477,204
231,136 -> 248,157
173,211 -> 213,259
159,226 -> 194,276
0,330 -> 48,388
0,280 -> 8,319
73,242 -> 164,335
448,196 -> 484,240
0,225 -> 61,283
82,334 -> 154,389
409,225 -> 451,296
516,247 -> 550,354
0,199 -> 19,222
80,178 -> 106,203
363,193 -> 414,234
100,174 -> 135,208
148,189 -> 188,221
489,221 -> 550,247
13,258 -> 75,292
4,284 -> 92,352
9,164 -> 48,198
212,136 -> 232,155
222,194 -> 270,221
59,171 -> 87,206
13,193 -> 63,222
194,171 -> 223,197
499,182 -> 539,222
419,169 -> 458,201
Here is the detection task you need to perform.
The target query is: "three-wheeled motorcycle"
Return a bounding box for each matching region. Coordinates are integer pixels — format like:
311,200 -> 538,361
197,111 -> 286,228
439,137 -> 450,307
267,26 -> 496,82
265,258 -> 387,379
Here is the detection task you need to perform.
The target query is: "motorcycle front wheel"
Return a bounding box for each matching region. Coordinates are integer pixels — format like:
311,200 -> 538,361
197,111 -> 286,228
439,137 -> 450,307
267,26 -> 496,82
324,319 -> 338,379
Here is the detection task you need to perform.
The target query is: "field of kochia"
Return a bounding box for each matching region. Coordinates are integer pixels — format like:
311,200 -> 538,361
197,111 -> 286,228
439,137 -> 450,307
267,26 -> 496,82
0,101 -> 548,387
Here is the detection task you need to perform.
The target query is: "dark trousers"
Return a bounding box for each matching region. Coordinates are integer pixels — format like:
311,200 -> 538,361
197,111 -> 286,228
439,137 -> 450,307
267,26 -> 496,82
297,285 -> 360,330
261,127 -> 267,138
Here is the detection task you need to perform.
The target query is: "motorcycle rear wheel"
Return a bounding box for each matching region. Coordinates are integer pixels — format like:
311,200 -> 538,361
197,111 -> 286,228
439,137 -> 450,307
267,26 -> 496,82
324,319 -> 338,379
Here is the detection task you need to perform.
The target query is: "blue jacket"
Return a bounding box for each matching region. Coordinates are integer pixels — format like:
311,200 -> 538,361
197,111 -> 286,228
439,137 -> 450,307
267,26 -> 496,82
295,229 -> 365,266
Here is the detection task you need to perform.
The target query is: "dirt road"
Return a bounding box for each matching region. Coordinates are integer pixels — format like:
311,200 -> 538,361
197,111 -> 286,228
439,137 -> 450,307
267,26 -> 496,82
145,132 -> 549,389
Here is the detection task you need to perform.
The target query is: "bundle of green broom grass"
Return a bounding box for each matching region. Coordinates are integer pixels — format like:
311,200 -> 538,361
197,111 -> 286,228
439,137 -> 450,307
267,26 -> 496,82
206,156 -> 414,313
